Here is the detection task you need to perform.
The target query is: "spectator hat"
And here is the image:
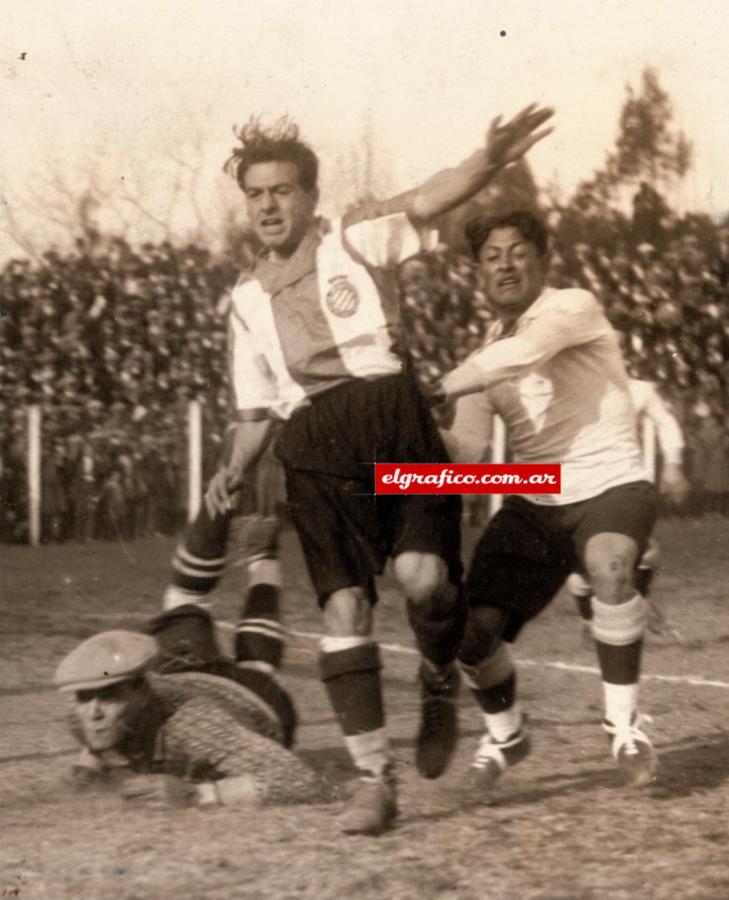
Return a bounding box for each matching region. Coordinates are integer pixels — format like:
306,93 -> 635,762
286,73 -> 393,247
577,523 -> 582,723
54,631 -> 158,692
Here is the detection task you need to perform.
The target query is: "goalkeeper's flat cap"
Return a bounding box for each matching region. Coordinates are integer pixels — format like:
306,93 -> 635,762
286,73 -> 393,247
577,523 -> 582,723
54,631 -> 158,692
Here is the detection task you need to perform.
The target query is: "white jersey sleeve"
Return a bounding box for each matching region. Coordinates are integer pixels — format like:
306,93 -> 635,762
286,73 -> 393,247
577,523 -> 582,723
228,303 -> 278,420
445,391 -> 494,463
342,211 -> 423,268
630,380 -> 684,464
461,289 -> 609,391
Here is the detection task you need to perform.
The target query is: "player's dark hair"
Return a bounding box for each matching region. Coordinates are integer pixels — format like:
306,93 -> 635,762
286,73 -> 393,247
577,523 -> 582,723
465,210 -> 549,259
224,116 -> 319,193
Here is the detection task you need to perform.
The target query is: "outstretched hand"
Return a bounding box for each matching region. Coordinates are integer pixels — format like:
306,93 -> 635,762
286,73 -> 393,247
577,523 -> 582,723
485,103 -> 554,169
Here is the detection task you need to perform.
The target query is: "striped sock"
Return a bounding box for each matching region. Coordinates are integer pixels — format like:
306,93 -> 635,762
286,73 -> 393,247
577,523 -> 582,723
163,505 -> 230,610
236,570 -> 286,672
461,643 -> 523,740
592,594 -> 647,731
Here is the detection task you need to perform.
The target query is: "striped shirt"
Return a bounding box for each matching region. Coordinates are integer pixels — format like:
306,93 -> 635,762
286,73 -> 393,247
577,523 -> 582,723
447,287 -> 648,505
229,213 -> 423,421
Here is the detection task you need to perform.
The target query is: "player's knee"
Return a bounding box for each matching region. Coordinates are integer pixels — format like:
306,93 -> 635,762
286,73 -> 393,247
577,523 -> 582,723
458,606 -> 508,667
583,533 -> 639,605
393,552 -> 448,604
321,587 -> 373,637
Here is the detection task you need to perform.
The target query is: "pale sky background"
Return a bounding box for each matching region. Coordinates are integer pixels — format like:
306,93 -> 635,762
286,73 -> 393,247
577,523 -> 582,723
2,0 -> 728,257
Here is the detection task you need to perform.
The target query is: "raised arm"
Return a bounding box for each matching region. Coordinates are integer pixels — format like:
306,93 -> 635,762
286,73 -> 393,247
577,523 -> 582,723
362,104 -> 553,225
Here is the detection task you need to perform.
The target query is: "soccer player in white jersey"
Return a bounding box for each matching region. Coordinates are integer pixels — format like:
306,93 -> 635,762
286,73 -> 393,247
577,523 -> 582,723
203,111 -> 553,834
440,210 -> 661,793
568,378 -> 688,639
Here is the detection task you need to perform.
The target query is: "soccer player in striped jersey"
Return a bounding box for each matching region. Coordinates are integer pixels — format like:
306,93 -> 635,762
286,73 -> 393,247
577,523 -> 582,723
201,109 -> 553,835
440,210 -> 667,795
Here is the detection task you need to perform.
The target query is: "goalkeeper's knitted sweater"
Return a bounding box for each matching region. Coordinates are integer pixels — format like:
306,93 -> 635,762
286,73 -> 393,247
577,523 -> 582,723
69,672 -> 333,806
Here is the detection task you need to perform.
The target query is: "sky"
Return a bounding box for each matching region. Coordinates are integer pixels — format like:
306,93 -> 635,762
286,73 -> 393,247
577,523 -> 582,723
2,0 -> 728,256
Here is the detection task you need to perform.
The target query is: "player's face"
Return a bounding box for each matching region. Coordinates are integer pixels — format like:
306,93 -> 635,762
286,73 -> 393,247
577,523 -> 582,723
479,227 -> 548,319
243,161 -> 318,257
73,681 -> 141,751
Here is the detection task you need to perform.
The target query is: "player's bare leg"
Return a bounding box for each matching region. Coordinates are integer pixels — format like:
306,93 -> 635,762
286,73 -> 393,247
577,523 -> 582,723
585,532 -> 656,786
320,587 -> 396,836
568,540 -> 677,645
394,552 -> 465,780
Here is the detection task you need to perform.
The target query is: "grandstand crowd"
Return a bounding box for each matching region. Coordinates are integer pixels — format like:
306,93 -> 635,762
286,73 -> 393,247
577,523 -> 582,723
2,187 -> 728,543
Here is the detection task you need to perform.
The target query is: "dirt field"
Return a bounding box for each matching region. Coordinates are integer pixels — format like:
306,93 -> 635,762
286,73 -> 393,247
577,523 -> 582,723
2,516 -> 729,899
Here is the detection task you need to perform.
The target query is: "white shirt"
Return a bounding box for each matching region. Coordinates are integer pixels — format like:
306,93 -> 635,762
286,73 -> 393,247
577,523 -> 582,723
447,287 -> 648,505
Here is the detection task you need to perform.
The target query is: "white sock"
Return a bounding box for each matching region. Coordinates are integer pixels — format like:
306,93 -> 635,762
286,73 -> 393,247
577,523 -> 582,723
603,682 -> 639,731
343,729 -> 391,777
485,704 -> 523,743
320,635 -> 370,653
162,587 -> 212,612
248,558 -> 282,587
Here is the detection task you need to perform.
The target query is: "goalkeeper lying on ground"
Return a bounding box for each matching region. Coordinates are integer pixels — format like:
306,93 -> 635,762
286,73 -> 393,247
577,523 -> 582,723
53,629 -> 335,809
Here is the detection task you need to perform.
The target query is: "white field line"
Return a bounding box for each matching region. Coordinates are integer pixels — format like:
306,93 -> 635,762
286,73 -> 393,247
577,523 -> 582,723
282,628 -> 729,691
102,616 -> 729,692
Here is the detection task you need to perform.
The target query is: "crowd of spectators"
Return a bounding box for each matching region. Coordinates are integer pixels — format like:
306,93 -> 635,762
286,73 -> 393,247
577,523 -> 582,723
2,190 -> 728,542
1,238 -> 236,542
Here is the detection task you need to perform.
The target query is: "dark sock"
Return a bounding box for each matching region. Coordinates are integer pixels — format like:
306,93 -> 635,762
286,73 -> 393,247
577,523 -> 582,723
236,583 -> 285,669
406,586 -> 465,668
471,671 -> 517,714
575,594 -> 593,622
320,643 -> 385,736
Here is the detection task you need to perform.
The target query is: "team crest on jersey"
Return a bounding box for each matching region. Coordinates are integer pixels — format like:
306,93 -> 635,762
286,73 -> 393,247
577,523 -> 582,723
325,276 -> 360,318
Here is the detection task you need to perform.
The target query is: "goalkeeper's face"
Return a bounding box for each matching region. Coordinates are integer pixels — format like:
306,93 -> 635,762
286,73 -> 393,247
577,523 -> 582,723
243,161 -> 318,258
74,680 -> 144,751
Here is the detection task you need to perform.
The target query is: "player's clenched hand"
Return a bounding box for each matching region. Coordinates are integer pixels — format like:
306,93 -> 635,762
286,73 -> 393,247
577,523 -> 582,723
121,774 -> 199,808
204,465 -> 246,518
422,381 -> 447,408
660,463 -> 689,506
204,469 -> 234,517
485,103 -> 554,169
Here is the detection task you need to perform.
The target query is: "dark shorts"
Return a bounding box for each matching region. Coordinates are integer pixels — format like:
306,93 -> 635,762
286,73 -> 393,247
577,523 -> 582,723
277,371 -> 463,602
466,480 -> 656,641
